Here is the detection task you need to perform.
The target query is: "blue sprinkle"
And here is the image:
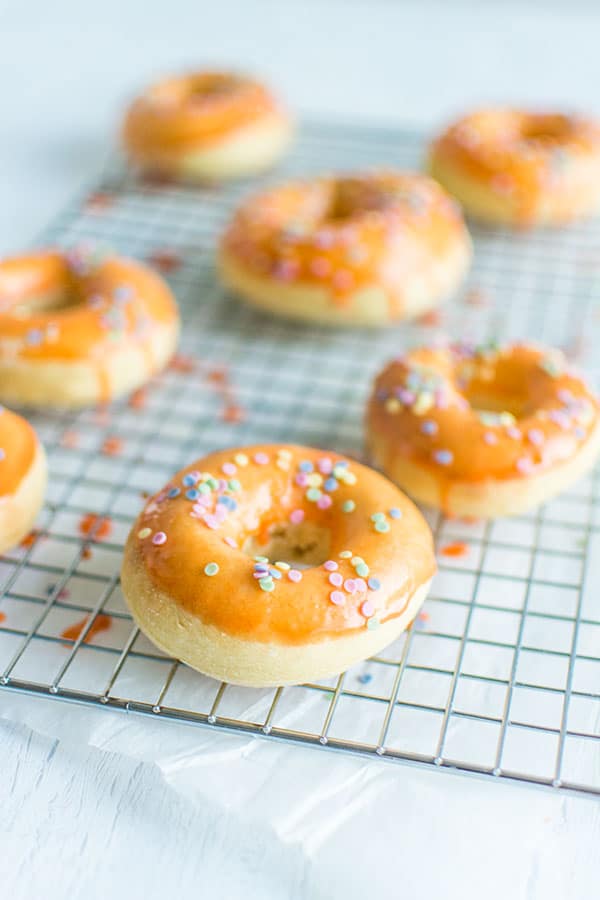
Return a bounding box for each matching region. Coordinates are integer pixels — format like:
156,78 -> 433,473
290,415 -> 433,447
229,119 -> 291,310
182,473 -> 197,487
334,460 -> 349,469
167,487 -> 180,498
388,508 -> 402,519
217,495 -> 237,510
269,568 -> 282,579
26,329 -> 44,346
358,672 -> 373,685
368,577 -> 381,591
114,285 -> 133,302
433,449 -> 453,466
299,460 -> 314,473
324,477 -> 338,492
185,488 -> 200,500
254,564 -> 269,573
421,419 -> 438,436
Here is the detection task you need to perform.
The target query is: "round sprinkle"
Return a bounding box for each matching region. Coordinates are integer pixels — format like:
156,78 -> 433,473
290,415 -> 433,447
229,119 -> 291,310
254,452 -> 269,465
367,617 -> 380,631
137,527 -> 151,540
528,428 -> 544,447
330,590 -> 346,606
368,577 -> 381,591
167,487 -> 181,498
421,419 -> 438,436
254,555 -> 269,563
371,512 -> 386,522
269,568 -> 282,580
204,562 -> 219,576
186,488 -> 200,501
290,509 -> 305,525
344,579 -> 357,594
299,460 -> 314,473
152,531 -> 167,545
354,578 -> 367,592
483,432 -> 498,445
224,536 -> 238,548
275,561 -> 290,571
307,473 -> 323,487
329,572 -> 343,587
433,449 -> 453,466
228,479 -> 241,492
234,453 -> 249,467
295,472 -> 309,487
324,478 -> 338,492
341,500 -> 356,513
388,508 -> 402,519
317,494 -> 333,510
351,556 -> 365,567
375,520 -> 390,534
355,562 -> 370,578
342,472 -> 357,486
323,560 -> 338,571
306,487 -> 321,502
339,550 -> 353,559
198,483 -> 211,495
361,599 -> 375,618
288,569 -> 302,583
222,462 -> 237,476
182,474 -> 197,487
259,577 -> 275,592
318,457 -> 333,474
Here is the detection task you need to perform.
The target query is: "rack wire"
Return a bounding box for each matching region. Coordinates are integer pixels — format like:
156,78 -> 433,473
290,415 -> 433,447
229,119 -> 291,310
1,120 -> 599,796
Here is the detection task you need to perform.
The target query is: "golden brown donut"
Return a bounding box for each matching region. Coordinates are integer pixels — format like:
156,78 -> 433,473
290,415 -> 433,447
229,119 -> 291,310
0,407 -> 46,554
366,341 -> 600,518
123,70 -> 292,181
219,171 -> 471,326
0,249 -> 180,408
121,444 -> 436,686
429,109 -> 600,227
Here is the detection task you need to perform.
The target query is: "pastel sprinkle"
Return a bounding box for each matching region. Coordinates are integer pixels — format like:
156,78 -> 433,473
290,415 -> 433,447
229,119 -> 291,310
290,509 -> 305,525
275,561 -> 290,571
269,568 -> 282,580
204,562 -> 219,576
288,569 -> 302,582
324,560 -> 338,571
329,572 -> 343,587
307,473 -> 323,487
152,531 -> 167,545
254,453 -> 269,465
368,577 -> 381,590
254,555 -> 269,563
361,599 -> 375,618
375,521 -> 390,534
234,453 -> 249,467
182,474 -> 197,486
222,462 -> 237,476
344,579 -> 357,594
228,479 -> 241,492
421,419 -> 438,436
324,478 -> 338,492
389,508 -> 402,519
185,488 -> 200,500
318,458 -> 333,474
516,457 -> 533,474
351,556 -> 364,567
306,487 -> 322,502
342,500 -> 356,513
330,590 -> 346,606
167,487 -> 181,498
433,449 -> 453,466
339,550 -> 353,559
483,432 -> 498,445
259,577 -> 275,592
528,429 -> 544,447
354,578 -> 368,592
367,617 -> 380,631
295,473 -> 309,487
371,512 -> 386,522
137,527 -> 151,539
299,460 -> 314,472
355,563 -> 370,578
224,536 -> 238,548
317,494 -> 333,510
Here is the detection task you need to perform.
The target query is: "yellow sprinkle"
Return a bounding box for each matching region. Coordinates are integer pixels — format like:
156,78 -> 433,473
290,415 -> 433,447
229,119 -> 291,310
137,527 -> 151,540
341,471 -> 357,486
275,561 -> 291,571
276,458 -> 290,471
499,412 -> 516,426
278,449 -> 292,459
385,398 -> 401,414
351,556 -> 365,567
412,392 -> 434,416
307,472 -> 323,487
339,550 -> 353,559
234,453 -> 249,467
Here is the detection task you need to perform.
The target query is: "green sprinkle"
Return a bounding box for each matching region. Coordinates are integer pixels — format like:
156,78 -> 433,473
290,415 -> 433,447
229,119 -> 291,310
306,487 -> 321,502
259,577 -> 274,592
198,483 -> 211,494
351,556 -> 365,567
254,555 -> 269,563
370,512 -> 387,522
228,479 -> 241,492
355,562 -> 370,578
375,521 -> 391,534
341,500 -> 356,513
207,477 -> 219,490
204,562 -> 219,576
367,617 -> 380,631
339,550 -> 353,559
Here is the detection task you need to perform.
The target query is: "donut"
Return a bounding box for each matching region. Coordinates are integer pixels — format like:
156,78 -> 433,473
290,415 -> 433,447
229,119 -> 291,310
0,407 -> 46,554
0,249 -> 180,408
121,445 -> 436,686
123,70 -> 292,181
366,341 -> 600,519
218,171 -> 471,326
428,109 -> 600,227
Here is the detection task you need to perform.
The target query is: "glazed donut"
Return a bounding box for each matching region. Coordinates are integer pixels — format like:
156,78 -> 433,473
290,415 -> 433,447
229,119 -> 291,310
428,109 -> 600,227
0,407 -> 46,554
123,70 -> 292,181
0,249 -> 179,408
366,341 -> 600,519
121,444 -> 436,686
218,171 -> 471,326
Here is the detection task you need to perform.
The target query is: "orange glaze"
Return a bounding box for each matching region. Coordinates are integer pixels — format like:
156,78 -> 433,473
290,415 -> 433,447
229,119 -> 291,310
61,613 -> 111,644
439,541 -> 469,558
368,341 -> 600,485
132,445 -> 436,646
430,109 -> 600,225
0,250 -> 178,402
220,172 -> 468,316
0,407 -> 37,497
123,71 -> 285,165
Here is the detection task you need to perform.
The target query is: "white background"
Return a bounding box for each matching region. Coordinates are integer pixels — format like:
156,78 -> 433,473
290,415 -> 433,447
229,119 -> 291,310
1,1 -> 600,898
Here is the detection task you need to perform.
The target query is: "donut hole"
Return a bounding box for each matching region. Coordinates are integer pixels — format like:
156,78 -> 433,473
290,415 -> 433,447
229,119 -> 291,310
187,73 -> 239,103
325,178 -> 393,222
463,385 -> 529,419
520,115 -> 571,144
243,521 -> 331,568
11,286 -> 83,317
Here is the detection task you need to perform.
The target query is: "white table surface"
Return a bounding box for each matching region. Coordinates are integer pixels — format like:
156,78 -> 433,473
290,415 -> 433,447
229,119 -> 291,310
2,1 -> 600,897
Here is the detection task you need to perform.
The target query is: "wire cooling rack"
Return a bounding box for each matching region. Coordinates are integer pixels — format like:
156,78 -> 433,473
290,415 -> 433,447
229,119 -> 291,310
1,121 -> 599,797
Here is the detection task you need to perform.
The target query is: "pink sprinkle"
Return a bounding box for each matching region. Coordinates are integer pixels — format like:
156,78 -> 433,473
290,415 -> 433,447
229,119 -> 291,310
222,462 -> 237,476
318,457 -> 333,474
399,389 -> 415,405
289,509 -> 305,525
152,531 -> 167,545
329,572 -> 343,587
254,452 -> 269,465
483,432 -> 498,445
317,494 -> 333,510
528,429 -> 544,447
516,457 -> 533,474
188,471 -> 201,481
310,257 -> 331,278
224,536 -> 238,548
330,590 -> 346,606
361,599 -> 375,618
273,258 -> 299,282
295,473 -> 309,487
506,426 -> 521,440
354,578 -> 367,593
332,270 -> 354,291
344,579 -> 357,594
288,569 -> 302,583
204,514 -> 221,530
323,560 -> 338,571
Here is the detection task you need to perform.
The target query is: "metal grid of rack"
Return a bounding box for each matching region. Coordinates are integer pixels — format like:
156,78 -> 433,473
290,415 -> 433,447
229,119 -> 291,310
1,121 -> 599,796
